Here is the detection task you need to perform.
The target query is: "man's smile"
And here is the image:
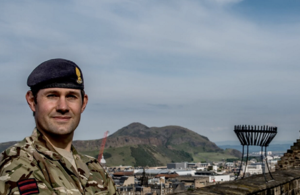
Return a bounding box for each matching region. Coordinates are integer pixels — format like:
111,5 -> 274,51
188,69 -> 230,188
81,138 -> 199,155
52,116 -> 72,121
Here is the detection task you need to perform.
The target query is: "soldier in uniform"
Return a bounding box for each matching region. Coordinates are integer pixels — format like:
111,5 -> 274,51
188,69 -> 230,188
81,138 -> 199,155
0,59 -> 117,194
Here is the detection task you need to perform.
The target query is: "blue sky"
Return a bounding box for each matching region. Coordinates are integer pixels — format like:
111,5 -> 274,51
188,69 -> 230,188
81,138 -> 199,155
1,0 -> 300,144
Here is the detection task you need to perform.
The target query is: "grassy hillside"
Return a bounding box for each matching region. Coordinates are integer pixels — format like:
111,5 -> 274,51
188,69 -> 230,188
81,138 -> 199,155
79,144 -> 239,167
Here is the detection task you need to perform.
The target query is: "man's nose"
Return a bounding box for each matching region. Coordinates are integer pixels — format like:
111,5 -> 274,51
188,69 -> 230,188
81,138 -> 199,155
57,97 -> 69,113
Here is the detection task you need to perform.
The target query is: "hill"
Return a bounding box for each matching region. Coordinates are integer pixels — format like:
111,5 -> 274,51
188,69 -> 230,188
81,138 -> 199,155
0,123 -> 241,167
0,141 -> 18,153
73,123 -> 241,166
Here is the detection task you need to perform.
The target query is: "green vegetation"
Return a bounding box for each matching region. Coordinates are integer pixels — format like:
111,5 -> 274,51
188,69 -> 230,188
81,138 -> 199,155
80,146 -> 136,166
173,150 -> 193,161
152,146 -> 193,163
103,152 -> 112,159
80,145 -> 238,167
130,146 -> 160,167
192,152 -> 238,162
226,158 -> 239,162
104,146 -> 136,166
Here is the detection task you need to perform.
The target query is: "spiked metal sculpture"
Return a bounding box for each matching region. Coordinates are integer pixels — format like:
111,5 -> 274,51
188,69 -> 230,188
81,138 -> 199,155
234,125 -> 277,182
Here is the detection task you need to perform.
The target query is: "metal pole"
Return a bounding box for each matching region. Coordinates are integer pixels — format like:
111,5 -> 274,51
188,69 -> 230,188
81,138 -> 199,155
261,146 -> 267,182
243,145 -> 249,178
265,146 -> 274,180
236,145 -> 244,180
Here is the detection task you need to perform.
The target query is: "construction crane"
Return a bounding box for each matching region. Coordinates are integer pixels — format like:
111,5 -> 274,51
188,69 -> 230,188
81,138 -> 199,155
98,131 -> 109,163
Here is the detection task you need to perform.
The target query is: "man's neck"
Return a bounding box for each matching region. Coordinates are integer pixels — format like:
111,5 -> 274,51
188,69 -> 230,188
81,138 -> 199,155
38,129 -> 73,152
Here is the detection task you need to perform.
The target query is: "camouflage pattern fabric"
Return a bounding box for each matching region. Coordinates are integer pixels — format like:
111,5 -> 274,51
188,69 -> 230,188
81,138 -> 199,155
0,129 -> 117,195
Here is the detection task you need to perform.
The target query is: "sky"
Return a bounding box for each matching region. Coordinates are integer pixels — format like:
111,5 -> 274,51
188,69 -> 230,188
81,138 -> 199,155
1,0 -> 300,144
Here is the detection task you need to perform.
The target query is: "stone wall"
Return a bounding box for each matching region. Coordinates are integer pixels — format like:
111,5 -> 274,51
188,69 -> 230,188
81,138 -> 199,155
174,168 -> 300,194
277,139 -> 300,170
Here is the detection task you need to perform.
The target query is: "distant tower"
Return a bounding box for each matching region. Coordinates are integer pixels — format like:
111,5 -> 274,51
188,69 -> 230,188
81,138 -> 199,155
100,155 -> 106,166
140,168 -> 148,187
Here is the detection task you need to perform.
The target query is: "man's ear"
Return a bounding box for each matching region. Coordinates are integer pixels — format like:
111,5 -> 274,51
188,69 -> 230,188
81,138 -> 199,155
81,94 -> 88,113
26,90 -> 36,112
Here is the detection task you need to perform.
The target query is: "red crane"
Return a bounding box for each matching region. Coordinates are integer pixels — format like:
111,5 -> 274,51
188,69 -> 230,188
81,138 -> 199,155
98,131 -> 109,163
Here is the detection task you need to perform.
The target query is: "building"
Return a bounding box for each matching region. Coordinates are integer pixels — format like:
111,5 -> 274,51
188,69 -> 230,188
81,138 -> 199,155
174,170 -> 196,176
194,171 -> 230,183
225,162 -> 235,167
167,162 -> 187,169
241,163 -> 269,175
114,176 -> 135,187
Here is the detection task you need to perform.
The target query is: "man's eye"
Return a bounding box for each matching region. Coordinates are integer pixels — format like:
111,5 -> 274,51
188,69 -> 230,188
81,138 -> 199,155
67,95 -> 78,99
47,94 -> 57,98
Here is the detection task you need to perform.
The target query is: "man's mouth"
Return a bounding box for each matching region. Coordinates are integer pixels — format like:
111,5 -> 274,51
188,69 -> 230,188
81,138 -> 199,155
52,116 -> 71,121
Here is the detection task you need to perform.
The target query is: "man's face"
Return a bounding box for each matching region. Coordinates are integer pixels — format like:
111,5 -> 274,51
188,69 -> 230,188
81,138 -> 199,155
27,88 -> 88,137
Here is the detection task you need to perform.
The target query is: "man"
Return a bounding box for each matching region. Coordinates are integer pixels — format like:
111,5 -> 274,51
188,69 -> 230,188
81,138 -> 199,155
0,59 -> 117,194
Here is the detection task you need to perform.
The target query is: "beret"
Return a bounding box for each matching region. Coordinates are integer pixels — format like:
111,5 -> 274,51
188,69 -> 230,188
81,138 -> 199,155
27,58 -> 84,91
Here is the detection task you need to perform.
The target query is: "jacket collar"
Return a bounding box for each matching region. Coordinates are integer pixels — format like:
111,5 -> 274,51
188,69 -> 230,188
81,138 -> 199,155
32,128 -> 62,161
31,128 -> 91,187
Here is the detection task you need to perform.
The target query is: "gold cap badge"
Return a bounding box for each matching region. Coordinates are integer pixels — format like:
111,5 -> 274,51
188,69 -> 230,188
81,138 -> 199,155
75,67 -> 82,84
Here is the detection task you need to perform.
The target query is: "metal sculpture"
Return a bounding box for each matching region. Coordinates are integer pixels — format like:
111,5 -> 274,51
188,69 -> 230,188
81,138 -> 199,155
234,125 -> 277,182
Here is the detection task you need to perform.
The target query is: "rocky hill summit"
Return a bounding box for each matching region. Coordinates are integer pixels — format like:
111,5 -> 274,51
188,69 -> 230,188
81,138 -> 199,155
73,122 -> 220,152
110,122 -> 219,149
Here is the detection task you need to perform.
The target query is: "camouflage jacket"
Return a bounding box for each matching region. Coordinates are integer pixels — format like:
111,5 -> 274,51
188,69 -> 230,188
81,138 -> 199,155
0,129 -> 117,195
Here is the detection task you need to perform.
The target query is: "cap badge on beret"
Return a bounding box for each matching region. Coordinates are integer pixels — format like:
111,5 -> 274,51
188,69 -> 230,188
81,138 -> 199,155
75,67 -> 83,84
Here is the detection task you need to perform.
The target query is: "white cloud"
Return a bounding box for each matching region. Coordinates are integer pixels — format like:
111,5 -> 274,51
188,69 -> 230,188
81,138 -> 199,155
0,0 -> 300,143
